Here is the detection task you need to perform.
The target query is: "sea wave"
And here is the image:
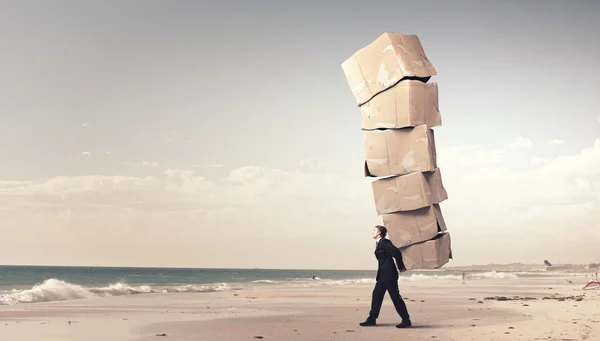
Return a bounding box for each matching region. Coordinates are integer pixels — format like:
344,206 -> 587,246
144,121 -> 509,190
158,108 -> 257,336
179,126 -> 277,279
467,271 -> 519,280
252,280 -> 279,284
0,279 -> 234,305
402,274 -> 462,281
308,272 -> 521,286
323,278 -> 377,285
0,272 -> 522,305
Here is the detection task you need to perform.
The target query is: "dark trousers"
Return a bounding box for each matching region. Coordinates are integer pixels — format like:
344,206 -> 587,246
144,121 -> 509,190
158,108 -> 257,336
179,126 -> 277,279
368,280 -> 410,321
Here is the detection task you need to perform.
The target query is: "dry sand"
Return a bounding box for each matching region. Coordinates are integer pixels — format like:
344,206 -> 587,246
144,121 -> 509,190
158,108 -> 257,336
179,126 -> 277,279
1,274 -> 598,341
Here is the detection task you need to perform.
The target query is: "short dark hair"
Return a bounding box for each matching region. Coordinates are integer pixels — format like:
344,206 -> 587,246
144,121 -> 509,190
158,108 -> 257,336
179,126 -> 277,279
375,225 -> 387,238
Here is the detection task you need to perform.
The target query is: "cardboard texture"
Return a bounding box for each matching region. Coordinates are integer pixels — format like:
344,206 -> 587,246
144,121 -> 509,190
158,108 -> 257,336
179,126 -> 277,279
399,232 -> 452,270
360,81 -> 441,130
364,125 -> 437,178
342,31 -> 451,269
341,32 -> 437,106
371,168 -> 447,214
383,204 -> 446,248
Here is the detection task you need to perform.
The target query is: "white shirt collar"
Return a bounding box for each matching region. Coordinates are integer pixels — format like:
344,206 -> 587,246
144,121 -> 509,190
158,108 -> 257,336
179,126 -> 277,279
376,237 -> 382,244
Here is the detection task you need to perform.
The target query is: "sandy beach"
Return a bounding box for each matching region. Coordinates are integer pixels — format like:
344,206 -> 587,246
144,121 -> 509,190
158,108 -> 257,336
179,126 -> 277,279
0,273 -> 598,341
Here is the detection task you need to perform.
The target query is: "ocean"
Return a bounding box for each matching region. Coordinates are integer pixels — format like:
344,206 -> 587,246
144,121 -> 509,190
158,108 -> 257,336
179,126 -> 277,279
0,265 -> 525,306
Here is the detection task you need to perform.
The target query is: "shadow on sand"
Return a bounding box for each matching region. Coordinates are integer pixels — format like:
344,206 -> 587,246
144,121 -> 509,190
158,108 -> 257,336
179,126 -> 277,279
366,323 -> 440,329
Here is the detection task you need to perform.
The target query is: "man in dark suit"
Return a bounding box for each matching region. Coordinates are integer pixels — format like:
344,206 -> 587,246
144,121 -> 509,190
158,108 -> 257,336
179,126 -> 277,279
359,225 -> 412,328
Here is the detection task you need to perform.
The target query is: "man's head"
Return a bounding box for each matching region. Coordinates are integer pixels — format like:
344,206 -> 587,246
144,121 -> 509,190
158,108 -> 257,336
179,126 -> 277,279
372,225 -> 387,240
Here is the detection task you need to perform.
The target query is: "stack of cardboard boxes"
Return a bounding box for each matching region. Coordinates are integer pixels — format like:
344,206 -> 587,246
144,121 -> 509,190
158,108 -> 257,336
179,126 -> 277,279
342,32 -> 452,270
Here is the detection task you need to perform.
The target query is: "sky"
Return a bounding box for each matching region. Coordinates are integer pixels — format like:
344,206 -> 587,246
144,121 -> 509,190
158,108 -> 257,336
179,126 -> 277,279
0,0 -> 599,269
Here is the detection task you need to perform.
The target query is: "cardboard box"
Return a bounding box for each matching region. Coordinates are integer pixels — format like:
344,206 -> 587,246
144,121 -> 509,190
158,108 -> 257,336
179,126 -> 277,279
342,32 -> 437,106
360,81 -> 441,130
364,125 -> 437,178
384,204 -> 446,248
371,168 -> 447,214
399,232 -> 452,270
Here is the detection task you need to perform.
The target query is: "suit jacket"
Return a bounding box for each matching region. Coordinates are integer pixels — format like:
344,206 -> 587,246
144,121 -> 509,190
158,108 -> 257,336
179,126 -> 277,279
375,238 -> 406,282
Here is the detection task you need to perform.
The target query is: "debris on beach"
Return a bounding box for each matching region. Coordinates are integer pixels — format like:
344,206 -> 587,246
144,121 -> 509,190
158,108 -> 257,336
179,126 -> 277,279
542,294 -> 584,301
154,333 -> 167,336
253,336 -> 264,339
483,296 -> 537,301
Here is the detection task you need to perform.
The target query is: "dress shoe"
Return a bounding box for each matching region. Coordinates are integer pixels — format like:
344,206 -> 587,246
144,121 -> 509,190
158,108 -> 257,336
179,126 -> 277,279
359,317 -> 376,326
396,320 -> 412,328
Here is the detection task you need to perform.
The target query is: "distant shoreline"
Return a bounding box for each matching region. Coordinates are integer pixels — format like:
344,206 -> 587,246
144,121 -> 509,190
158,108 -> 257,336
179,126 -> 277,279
0,263 -> 598,273
446,263 -> 599,273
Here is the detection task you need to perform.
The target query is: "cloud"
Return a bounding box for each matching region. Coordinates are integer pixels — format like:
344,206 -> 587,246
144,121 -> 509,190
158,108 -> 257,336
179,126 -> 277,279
106,151 -> 113,155
159,130 -> 195,144
506,137 -> 533,149
81,152 -> 91,156
160,130 -> 179,143
81,123 -> 92,128
530,157 -> 551,165
123,161 -> 159,168
141,161 -> 159,167
548,139 -> 565,145
0,167 -> 372,268
299,159 -> 327,171
1,138 -> 600,268
207,164 -> 224,168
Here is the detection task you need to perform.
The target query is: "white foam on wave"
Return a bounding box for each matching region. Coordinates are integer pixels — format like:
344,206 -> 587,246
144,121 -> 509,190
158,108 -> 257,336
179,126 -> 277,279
403,271 -> 519,281
323,278 -> 377,285
319,274 -> 462,285
303,272 -> 519,287
467,271 -> 519,280
0,278 -> 234,305
402,274 -> 462,281
252,280 -> 279,284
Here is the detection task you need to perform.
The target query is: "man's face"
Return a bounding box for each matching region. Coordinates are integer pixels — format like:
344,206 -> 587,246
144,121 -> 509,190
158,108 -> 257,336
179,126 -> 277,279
372,227 -> 380,239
